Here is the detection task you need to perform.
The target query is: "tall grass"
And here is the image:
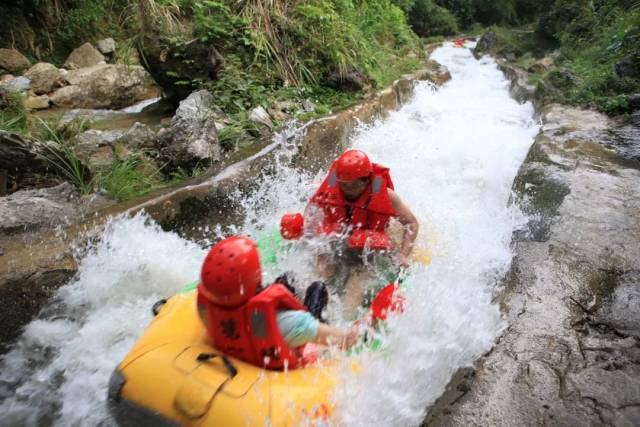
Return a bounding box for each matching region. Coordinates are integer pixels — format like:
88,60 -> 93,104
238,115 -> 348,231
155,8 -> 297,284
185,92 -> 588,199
33,117 -> 94,195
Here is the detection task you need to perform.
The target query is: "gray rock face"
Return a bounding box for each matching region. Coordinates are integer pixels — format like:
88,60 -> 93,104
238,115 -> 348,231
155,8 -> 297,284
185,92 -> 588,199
49,64 -> 160,109
63,43 -> 105,70
23,62 -> 66,94
428,105 -> 640,426
0,49 -> 30,74
0,76 -> 31,94
156,89 -> 221,170
614,56 -> 640,79
474,30 -> 498,57
0,183 -> 82,233
327,66 -> 372,91
96,38 -> 116,55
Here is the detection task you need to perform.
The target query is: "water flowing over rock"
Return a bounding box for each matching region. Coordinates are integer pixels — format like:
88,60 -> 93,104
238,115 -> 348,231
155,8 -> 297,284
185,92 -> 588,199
23,62 -> 66,94
155,89 -> 221,170
49,64 -> 160,109
429,104 -> 640,426
63,42 -> 105,70
0,48 -> 30,74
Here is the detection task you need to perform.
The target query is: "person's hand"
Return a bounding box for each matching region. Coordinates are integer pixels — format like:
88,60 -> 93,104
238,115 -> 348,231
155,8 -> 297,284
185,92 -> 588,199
343,325 -> 360,350
398,253 -> 410,268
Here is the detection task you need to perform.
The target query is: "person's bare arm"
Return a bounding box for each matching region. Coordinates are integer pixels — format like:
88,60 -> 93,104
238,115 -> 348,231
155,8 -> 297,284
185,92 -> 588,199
388,189 -> 419,266
313,323 -> 359,349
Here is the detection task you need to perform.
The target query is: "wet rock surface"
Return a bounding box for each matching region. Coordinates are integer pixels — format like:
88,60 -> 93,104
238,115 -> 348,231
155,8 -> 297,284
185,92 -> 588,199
0,183 -> 87,234
427,104 -> 640,426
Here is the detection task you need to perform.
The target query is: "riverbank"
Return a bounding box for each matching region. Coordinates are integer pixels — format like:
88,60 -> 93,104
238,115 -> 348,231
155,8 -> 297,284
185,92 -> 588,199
426,43 -> 640,427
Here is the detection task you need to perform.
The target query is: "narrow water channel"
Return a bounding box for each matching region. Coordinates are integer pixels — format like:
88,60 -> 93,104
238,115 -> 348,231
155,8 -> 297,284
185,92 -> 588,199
0,42 -> 539,426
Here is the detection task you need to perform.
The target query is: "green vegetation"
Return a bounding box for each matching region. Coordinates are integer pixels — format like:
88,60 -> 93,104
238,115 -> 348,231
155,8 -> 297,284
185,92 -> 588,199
0,94 -> 28,134
97,154 -> 164,201
541,1 -> 640,114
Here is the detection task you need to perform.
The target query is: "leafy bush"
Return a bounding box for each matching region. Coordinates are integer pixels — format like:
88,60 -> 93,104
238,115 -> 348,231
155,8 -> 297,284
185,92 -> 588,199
408,0 -> 459,37
0,93 -> 28,134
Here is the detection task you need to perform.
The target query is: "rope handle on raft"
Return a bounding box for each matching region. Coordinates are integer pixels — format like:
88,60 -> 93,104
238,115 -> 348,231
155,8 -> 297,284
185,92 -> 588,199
196,353 -> 238,378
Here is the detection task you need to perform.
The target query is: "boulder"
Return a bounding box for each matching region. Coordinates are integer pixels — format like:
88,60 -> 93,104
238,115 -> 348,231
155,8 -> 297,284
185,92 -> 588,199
96,38 -> 116,55
0,131 -> 90,189
474,30 -> 498,56
63,43 -> 105,70
23,95 -> 50,110
0,74 -> 14,83
0,49 -> 30,74
302,99 -> 316,113
614,56 -> 640,79
49,64 -> 160,109
23,63 -> 66,94
326,67 -> 372,92
156,89 -> 221,170
73,128 -> 123,173
0,76 -> 31,94
119,122 -> 156,149
249,106 -> 273,129
0,183 -> 82,234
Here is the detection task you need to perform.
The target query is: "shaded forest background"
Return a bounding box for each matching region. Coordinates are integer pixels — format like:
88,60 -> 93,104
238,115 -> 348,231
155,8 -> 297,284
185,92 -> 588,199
1,0 -> 639,115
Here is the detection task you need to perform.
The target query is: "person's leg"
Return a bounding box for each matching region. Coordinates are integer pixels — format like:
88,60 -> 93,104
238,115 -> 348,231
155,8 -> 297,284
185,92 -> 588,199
315,252 -> 337,283
342,267 -> 373,319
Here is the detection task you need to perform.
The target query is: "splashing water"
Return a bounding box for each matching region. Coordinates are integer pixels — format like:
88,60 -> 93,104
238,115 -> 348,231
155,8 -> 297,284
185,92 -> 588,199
0,42 -> 538,426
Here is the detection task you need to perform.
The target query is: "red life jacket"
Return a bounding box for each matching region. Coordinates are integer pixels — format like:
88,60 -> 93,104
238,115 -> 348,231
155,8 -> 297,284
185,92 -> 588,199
197,283 -> 308,370
309,162 -> 397,249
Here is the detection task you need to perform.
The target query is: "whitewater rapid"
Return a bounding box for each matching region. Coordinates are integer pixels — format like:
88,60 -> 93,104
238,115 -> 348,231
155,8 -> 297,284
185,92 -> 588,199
0,42 -> 539,426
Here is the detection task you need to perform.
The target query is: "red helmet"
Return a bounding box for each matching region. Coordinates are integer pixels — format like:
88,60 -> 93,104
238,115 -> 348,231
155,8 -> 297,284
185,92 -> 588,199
199,236 -> 262,307
335,149 -> 372,181
280,213 -> 304,239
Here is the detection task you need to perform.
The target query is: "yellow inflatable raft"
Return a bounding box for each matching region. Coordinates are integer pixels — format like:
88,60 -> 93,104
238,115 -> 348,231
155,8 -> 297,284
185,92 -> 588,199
108,288 -> 336,427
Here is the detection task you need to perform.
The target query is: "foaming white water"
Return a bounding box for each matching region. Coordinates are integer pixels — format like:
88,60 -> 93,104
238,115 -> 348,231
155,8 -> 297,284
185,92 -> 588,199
0,215 -> 205,426
332,42 -> 538,426
0,42 -> 538,426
